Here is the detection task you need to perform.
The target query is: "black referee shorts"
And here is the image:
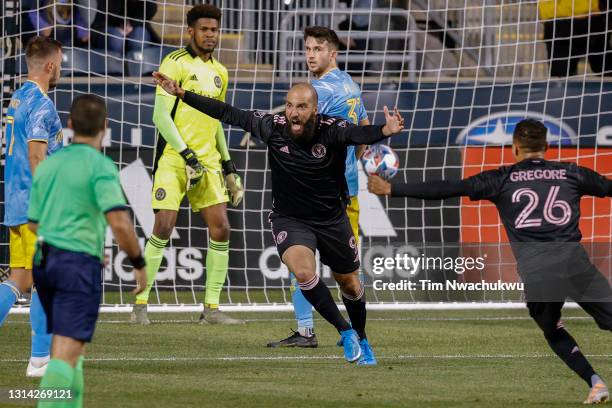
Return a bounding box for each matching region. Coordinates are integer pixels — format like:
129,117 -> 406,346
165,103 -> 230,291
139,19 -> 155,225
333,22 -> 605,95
268,212 -> 359,274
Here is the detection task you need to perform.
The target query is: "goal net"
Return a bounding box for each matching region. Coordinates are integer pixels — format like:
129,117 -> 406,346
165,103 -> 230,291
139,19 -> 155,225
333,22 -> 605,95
2,0 -> 611,312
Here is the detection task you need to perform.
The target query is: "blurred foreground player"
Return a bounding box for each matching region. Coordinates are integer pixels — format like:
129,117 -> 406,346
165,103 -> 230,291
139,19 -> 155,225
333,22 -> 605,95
267,26 -> 371,353
0,36 -> 64,377
153,71 -> 404,363
368,119 -> 612,404
29,95 -> 147,407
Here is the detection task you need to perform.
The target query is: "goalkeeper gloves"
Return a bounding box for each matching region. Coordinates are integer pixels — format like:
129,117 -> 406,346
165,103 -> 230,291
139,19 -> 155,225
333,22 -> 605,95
180,148 -> 205,191
222,160 -> 244,207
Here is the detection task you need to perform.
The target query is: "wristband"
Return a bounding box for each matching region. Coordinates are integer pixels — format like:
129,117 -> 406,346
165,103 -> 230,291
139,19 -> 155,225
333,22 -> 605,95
129,254 -> 146,269
222,160 -> 237,175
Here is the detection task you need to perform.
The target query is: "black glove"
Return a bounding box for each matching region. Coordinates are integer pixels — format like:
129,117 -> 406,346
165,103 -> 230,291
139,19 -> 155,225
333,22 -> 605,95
180,148 -> 205,191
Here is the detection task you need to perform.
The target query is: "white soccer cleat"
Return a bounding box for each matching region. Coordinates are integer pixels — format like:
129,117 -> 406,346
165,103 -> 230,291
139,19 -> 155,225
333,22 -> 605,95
584,381 -> 609,405
26,359 -> 48,378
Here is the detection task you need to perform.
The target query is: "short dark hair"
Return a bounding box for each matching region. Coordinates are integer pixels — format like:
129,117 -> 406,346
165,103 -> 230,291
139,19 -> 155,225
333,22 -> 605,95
25,36 -> 62,67
304,26 -> 341,50
70,94 -> 107,137
513,119 -> 548,152
187,4 -> 222,27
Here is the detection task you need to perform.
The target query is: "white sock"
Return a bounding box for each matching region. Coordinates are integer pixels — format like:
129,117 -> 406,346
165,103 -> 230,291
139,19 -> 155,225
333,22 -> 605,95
30,355 -> 50,368
297,327 -> 314,337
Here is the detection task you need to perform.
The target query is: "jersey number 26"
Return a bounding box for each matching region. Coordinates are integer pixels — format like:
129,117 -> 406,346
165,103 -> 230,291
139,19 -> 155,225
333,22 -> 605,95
512,186 -> 571,229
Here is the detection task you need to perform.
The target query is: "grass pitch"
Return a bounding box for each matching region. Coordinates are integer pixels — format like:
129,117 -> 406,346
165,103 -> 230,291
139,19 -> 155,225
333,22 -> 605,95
1,309 -> 610,407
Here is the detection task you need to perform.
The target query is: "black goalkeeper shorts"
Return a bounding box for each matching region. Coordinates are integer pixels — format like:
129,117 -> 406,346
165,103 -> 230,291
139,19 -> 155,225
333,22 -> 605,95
268,212 -> 360,274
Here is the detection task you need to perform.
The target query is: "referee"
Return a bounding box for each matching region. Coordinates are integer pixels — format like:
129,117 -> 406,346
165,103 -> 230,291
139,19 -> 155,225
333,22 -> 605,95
29,95 -> 146,407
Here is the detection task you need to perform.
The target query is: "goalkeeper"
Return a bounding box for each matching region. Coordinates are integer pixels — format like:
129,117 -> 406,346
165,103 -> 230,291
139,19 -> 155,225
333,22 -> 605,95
131,4 -> 244,325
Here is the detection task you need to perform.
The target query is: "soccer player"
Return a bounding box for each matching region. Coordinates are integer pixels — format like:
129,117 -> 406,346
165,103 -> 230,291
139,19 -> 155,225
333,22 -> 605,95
153,71 -> 404,362
30,94 -> 147,408
266,27 -> 371,358
131,4 -> 244,325
368,119 -> 612,404
0,36 -> 63,377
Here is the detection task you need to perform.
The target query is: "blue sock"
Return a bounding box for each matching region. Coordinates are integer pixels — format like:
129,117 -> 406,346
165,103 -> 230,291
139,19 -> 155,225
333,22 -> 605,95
0,281 -> 20,326
290,272 -> 314,332
30,290 -> 51,358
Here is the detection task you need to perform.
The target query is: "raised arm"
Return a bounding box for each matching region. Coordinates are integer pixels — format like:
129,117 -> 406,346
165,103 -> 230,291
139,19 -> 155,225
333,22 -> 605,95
153,72 -> 272,141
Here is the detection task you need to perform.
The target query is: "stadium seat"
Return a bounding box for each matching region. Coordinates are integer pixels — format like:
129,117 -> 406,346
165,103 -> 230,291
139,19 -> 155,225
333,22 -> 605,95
64,48 -> 124,77
126,46 -> 180,76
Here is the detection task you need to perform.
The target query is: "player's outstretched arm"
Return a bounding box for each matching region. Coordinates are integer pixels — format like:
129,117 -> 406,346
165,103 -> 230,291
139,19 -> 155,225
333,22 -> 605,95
153,71 -> 271,140
368,175 -> 470,199
106,210 -> 147,295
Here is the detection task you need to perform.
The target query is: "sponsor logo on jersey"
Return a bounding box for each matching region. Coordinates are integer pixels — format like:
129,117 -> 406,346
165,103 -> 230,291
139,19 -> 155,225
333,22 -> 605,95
456,111 -> 577,146
311,143 -> 327,158
280,146 -> 290,154
349,236 -> 356,249
254,111 -> 266,118
155,188 -> 166,200
189,74 -> 198,82
214,76 -> 222,88
276,231 -> 287,244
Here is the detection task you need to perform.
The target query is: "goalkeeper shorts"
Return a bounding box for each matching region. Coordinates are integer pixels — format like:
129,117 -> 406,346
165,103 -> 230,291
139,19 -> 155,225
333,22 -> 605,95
152,152 -> 229,212
9,224 -> 37,270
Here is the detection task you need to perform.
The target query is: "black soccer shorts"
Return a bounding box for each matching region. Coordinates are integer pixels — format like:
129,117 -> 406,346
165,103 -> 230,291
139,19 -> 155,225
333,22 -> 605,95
268,212 -> 360,274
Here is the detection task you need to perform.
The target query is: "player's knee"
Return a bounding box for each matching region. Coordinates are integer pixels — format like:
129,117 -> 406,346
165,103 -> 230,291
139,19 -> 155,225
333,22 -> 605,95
292,268 -> 315,283
209,221 -> 230,242
337,275 -> 361,298
152,220 -> 174,240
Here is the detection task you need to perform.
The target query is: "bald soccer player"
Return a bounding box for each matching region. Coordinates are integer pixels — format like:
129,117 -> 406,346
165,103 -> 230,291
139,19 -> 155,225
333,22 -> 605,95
153,72 -> 404,363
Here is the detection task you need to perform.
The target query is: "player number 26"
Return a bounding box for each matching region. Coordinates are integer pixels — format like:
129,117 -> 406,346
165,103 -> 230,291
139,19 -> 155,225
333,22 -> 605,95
512,186 -> 571,229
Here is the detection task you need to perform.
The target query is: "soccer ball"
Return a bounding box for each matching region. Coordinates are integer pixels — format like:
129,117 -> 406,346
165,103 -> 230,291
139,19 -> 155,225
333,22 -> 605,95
361,144 -> 399,180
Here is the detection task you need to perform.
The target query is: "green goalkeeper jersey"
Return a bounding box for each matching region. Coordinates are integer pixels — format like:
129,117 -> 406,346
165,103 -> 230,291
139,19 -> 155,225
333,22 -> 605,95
28,143 -> 127,260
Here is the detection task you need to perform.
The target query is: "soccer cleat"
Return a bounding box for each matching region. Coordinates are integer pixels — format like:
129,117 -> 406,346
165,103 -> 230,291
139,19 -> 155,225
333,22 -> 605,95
339,329 -> 362,363
356,339 -> 377,366
266,330 -> 318,348
130,304 -> 151,325
584,381 -> 609,405
26,359 -> 48,378
199,307 -> 245,325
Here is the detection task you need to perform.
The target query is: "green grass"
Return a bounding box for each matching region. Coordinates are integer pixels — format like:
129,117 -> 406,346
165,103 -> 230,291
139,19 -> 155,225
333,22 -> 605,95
0,309 -> 610,407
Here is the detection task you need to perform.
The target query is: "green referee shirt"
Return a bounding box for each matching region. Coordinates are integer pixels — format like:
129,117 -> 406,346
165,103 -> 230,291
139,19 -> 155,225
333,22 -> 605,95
28,143 -> 127,261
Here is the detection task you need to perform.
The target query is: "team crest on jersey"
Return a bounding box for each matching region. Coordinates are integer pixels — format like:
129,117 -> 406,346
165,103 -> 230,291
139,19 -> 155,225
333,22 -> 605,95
155,188 -> 166,200
311,144 -> 327,158
55,130 -> 63,145
276,231 -> 287,244
214,76 -> 222,88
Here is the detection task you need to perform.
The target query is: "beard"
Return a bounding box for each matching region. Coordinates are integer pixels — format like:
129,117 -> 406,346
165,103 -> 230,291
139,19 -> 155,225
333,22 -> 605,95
194,40 -> 216,55
48,70 -> 60,90
286,114 -> 317,146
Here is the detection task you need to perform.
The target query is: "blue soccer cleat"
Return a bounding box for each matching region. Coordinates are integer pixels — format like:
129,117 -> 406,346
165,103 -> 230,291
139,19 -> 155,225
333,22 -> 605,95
340,329 -> 362,362
357,338 -> 377,366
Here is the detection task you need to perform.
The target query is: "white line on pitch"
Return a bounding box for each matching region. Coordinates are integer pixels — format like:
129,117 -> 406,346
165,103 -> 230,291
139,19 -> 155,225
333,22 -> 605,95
3,316 -> 594,324
1,354 -> 611,363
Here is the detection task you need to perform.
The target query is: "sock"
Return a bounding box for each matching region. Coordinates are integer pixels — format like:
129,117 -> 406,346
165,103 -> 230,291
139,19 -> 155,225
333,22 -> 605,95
591,374 -> 604,387
71,356 -> 84,408
0,280 -> 20,326
342,284 -> 367,340
38,359 -> 74,408
290,272 -> 314,332
204,239 -> 229,306
135,235 -> 168,305
297,327 -> 314,337
298,275 -> 351,333
546,326 -> 596,387
30,290 -> 51,358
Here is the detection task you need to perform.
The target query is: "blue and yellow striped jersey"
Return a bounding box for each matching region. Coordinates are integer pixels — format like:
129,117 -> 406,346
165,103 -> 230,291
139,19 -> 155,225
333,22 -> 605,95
312,68 -> 368,197
4,80 -> 63,226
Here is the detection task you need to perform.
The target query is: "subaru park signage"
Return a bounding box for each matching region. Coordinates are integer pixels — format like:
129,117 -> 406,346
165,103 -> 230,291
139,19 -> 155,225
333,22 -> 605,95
455,111 -> 578,146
